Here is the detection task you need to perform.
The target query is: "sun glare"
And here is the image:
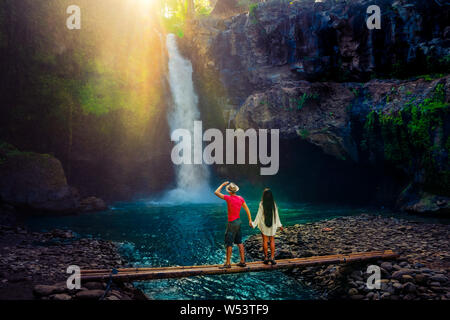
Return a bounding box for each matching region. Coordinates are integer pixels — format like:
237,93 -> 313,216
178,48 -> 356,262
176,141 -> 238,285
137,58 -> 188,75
135,0 -> 156,10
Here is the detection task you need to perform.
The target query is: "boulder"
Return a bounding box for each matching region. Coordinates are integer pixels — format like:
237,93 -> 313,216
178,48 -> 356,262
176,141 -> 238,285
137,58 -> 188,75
0,143 -> 108,214
50,293 -> 72,301
0,143 -> 79,213
80,197 -> 108,213
429,274 -> 448,283
398,184 -> 450,215
83,282 -> 105,290
75,289 -> 105,300
33,284 -> 66,297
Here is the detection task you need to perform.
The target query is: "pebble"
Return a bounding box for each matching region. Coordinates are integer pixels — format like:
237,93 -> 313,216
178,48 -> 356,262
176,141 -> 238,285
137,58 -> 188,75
244,214 -> 449,300
0,221 -> 148,300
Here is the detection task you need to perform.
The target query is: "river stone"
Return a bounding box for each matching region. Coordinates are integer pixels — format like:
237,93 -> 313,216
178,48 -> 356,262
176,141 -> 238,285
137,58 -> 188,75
50,293 -> 72,301
429,274 -> 447,283
381,292 -> 391,300
402,282 -> 417,293
348,288 -> 358,296
401,275 -> 415,283
392,269 -> 414,279
75,289 -> 105,300
429,282 -> 441,287
414,274 -> 428,284
380,262 -> 393,271
83,282 -> 105,290
393,282 -> 403,290
33,284 -> 65,297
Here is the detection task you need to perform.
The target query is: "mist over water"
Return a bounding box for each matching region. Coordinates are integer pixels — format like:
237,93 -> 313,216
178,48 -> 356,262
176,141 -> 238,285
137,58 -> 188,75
162,34 -> 215,204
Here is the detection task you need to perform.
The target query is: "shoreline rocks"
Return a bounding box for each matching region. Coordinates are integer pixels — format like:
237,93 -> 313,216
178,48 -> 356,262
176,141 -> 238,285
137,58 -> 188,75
244,214 -> 450,300
0,142 -> 108,215
0,209 -> 147,300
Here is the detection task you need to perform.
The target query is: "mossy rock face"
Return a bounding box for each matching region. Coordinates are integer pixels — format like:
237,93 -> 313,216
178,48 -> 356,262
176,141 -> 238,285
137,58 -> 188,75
360,79 -> 450,197
0,143 -> 80,213
397,184 -> 450,215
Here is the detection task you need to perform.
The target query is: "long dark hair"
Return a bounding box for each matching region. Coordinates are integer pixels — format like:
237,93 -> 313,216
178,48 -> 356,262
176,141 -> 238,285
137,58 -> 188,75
262,188 -> 276,228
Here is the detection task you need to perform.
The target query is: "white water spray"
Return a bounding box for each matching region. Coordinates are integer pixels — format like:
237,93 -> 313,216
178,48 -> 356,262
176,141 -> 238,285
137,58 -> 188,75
161,34 -> 215,203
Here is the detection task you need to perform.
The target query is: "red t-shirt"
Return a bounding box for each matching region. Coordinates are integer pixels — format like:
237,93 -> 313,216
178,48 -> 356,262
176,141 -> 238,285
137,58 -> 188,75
224,195 -> 245,222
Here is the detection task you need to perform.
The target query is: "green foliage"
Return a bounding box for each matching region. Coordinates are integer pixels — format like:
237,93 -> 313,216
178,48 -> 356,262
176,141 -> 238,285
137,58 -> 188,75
295,93 -> 318,110
298,129 -> 310,139
0,141 -> 52,166
361,84 -> 450,194
78,76 -> 128,116
241,1 -> 259,24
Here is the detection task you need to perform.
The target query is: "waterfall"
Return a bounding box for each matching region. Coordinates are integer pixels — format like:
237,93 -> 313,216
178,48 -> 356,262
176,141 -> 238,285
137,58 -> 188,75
161,34 -> 215,204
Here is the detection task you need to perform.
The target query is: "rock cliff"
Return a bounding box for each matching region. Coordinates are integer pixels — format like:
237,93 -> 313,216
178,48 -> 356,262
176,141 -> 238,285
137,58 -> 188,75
181,0 -> 450,212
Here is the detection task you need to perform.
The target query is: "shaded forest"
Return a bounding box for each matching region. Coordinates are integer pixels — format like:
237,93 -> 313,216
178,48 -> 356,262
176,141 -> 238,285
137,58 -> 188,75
0,0 -> 173,200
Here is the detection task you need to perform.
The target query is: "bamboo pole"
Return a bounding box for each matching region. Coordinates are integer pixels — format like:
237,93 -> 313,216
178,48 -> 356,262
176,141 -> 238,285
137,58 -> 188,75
81,250 -> 398,282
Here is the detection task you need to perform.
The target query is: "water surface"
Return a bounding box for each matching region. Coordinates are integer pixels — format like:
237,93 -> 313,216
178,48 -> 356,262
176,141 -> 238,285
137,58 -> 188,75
26,200 -> 446,299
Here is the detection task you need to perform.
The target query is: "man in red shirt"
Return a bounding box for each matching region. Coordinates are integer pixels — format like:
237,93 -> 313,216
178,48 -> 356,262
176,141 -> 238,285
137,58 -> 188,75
214,181 -> 253,269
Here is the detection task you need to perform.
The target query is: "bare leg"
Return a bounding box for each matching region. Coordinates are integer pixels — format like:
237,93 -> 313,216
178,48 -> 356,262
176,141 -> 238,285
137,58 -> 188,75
269,236 -> 275,260
237,244 -> 245,263
225,246 -> 232,265
261,234 -> 268,260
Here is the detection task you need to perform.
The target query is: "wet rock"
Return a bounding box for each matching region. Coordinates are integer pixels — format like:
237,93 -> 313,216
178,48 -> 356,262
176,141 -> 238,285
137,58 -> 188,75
33,284 -> 65,297
0,143 -> 108,215
75,289 -> 105,300
430,275 -> 448,283
0,144 -> 80,213
415,274 -> 428,285
401,275 -> 415,283
244,214 -> 450,300
403,282 -> 417,294
83,282 -> 105,290
50,293 -> 72,301
380,262 -> 393,271
80,197 -> 108,213
392,269 -> 414,279
348,288 -> 358,296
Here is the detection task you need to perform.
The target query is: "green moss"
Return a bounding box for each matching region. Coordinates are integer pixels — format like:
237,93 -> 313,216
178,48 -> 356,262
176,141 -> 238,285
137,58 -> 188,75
249,3 -> 259,24
362,84 -> 449,194
295,93 -> 318,110
0,141 -> 16,164
298,129 -> 310,139
0,141 -> 52,167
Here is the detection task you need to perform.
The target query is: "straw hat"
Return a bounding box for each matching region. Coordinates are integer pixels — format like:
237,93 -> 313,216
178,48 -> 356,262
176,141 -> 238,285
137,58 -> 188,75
226,183 -> 239,193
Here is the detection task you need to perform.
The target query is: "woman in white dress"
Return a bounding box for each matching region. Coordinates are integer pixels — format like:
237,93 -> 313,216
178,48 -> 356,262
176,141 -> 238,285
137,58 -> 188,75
251,188 -> 283,265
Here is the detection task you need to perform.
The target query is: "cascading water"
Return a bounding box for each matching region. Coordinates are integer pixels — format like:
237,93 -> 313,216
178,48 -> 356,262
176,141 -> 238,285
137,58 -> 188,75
162,34 -> 215,203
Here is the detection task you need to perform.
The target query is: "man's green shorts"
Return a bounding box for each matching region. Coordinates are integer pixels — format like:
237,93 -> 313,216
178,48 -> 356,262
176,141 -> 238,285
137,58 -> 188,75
225,218 -> 242,247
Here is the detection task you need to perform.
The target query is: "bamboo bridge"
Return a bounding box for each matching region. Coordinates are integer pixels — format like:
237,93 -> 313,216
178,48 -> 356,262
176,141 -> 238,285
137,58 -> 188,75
81,250 -> 398,282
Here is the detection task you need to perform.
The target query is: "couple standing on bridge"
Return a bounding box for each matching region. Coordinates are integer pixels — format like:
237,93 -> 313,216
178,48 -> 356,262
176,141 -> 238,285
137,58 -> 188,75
214,181 -> 284,269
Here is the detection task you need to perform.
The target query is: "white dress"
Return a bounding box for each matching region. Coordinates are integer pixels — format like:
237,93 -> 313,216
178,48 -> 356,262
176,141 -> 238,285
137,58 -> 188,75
252,202 -> 282,236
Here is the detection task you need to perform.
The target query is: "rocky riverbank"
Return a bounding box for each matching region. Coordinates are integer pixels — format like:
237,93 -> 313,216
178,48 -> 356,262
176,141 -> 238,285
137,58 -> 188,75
245,214 -> 450,300
0,208 -> 147,300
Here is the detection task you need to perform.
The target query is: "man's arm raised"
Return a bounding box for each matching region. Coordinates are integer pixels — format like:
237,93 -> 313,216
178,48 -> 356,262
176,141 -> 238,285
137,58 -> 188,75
214,181 -> 229,200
